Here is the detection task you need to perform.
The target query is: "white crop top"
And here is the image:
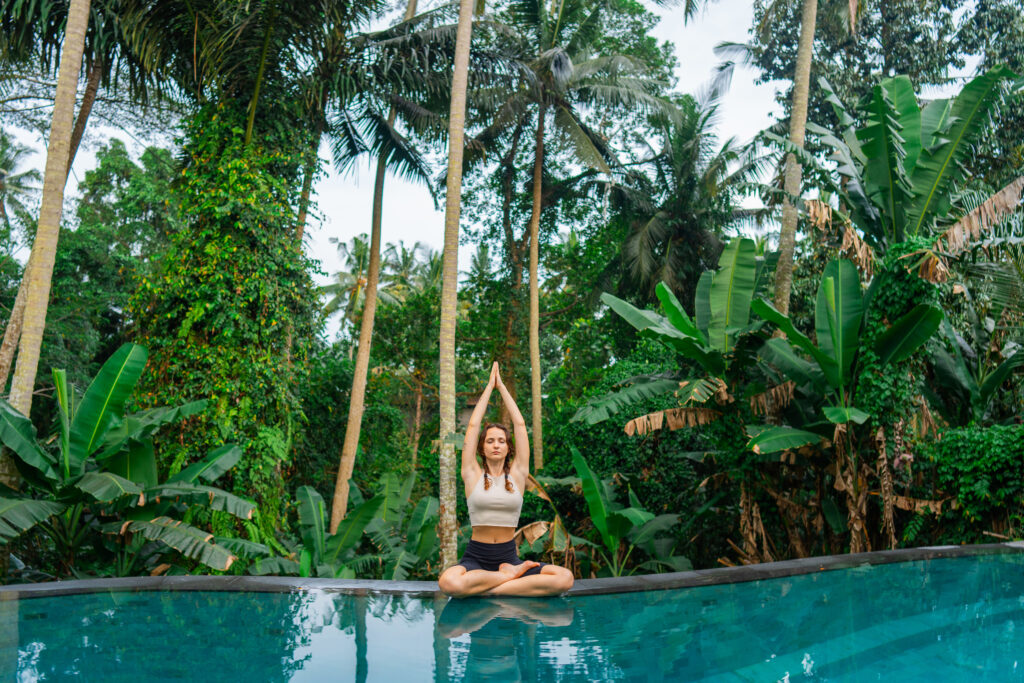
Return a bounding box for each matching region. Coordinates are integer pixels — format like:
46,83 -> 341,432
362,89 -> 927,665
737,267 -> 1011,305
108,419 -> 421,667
467,472 -> 523,527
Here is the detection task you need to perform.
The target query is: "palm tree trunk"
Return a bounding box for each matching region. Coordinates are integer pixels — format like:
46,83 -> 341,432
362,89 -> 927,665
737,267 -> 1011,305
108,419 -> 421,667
68,58 -> 102,170
772,0 -> 817,315
328,0 -> 419,531
438,0 -> 476,569
0,54 -> 102,404
411,386 -> 422,467
295,122 -> 323,242
527,103 -> 545,470
5,0 -> 91,463
329,113 -> 391,531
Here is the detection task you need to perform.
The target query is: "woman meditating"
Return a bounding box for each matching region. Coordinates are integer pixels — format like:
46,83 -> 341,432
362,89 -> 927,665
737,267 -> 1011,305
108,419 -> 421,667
438,363 -> 574,598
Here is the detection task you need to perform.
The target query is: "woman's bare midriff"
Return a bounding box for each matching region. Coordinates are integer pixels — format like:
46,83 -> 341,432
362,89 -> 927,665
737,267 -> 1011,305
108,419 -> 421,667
471,525 -> 516,544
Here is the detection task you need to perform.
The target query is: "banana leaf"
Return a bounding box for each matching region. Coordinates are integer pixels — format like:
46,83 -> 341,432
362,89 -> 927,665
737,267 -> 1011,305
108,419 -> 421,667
747,426 -> 821,454
906,67 -> 1013,235
823,406 -> 870,424
213,536 -> 271,559
571,447 -> 613,552
323,495 -> 385,566
106,439 -> 159,488
857,77 -> 916,238
95,400 -> 208,460
128,517 -> 236,571
0,400 -> 56,482
53,369 -> 73,479
751,298 -> 840,386
759,337 -> 827,392
69,343 -> 148,468
75,471 -> 144,503
694,270 -> 712,338
628,513 -> 680,547
571,376 -> 679,425
873,304 -> 943,365
249,556 -> 301,575
147,482 -> 255,519
0,498 -> 66,543
165,444 -> 242,484
295,485 -> 327,561
708,238 -> 757,353
655,281 -> 706,345
815,260 -> 864,385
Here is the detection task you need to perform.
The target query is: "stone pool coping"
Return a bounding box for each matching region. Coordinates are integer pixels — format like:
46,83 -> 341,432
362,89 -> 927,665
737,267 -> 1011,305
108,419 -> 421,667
3,542 -> 1022,600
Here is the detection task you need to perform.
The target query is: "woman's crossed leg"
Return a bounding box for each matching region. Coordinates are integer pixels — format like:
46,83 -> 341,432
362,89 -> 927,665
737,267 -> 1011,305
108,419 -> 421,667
439,562 -> 574,598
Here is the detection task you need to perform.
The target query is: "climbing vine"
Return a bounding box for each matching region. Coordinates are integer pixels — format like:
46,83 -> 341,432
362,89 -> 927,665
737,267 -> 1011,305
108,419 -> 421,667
130,102 -> 320,535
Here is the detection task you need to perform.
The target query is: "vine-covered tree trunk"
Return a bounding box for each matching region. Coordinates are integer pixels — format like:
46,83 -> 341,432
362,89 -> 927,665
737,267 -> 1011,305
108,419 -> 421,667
527,103 -> 546,469
438,0 -> 476,569
772,0 -> 817,315
5,0 -> 91,483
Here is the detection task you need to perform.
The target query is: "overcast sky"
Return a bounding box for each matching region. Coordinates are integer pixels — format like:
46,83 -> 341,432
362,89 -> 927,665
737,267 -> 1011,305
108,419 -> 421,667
23,0 -> 785,339
303,0 -> 785,283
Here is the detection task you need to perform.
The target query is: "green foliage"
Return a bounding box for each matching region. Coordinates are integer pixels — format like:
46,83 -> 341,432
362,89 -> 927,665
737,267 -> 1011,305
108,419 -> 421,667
250,485 -> 383,578
922,425 -> 1024,541
570,448 -> 687,577
362,471 -> 440,580
1,344 -> 253,579
130,102 -> 319,535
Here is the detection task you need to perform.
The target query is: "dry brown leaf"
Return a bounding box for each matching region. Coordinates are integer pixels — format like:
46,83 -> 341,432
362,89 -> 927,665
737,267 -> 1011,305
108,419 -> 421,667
749,381 -> 796,416
514,520 -> 550,545
150,563 -> 171,576
918,175 -> 1024,282
526,474 -> 552,502
841,225 -> 875,279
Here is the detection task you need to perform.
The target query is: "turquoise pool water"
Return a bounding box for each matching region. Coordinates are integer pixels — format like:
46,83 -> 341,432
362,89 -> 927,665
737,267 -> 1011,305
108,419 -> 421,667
5,553 -> 1024,681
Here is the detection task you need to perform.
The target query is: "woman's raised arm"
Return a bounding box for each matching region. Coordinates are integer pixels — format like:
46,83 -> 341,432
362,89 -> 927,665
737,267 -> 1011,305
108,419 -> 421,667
461,363 -> 497,481
494,366 -> 529,475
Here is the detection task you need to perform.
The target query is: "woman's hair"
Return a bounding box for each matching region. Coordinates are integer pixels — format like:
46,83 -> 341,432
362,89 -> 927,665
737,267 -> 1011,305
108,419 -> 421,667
477,423 -> 514,492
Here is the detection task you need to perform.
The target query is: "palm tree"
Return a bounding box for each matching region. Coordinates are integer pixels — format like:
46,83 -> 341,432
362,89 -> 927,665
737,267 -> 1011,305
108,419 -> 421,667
772,0 -> 820,316
4,0 -> 91,491
438,0 -> 477,569
0,133 -> 40,237
463,0 -> 675,469
615,94 -> 761,306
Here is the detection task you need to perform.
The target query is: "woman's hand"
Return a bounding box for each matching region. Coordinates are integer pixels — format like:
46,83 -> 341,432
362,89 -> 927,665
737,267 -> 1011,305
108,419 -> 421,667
493,362 -> 505,389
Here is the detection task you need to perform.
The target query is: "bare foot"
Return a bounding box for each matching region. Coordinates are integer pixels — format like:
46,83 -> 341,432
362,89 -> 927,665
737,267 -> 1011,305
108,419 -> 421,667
498,561 -> 538,582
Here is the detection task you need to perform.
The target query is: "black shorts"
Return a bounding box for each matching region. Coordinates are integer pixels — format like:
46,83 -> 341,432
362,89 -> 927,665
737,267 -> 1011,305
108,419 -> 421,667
456,539 -> 547,577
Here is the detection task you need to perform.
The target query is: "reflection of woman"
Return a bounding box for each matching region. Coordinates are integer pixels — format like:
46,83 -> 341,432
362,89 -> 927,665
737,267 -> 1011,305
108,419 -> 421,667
438,363 -> 574,597
436,598 -> 576,682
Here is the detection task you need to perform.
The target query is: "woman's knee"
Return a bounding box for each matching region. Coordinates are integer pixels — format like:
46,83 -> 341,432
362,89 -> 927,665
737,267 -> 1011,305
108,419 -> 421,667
543,566 -> 574,593
438,567 -> 466,596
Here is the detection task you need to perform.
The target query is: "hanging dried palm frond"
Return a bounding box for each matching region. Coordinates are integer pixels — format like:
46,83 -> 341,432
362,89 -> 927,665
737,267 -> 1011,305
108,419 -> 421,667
916,175 -> 1024,282
894,495 -> 956,514
875,427 -> 898,550
805,198 -> 834,233
623,407 -> 722,436
514,520 -> 550,545
841,225 -> 875,279
749,381 -> 796,416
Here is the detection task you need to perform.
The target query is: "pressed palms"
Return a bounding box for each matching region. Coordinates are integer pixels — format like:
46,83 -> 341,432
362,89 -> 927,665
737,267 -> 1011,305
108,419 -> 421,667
464,0 -> 673,469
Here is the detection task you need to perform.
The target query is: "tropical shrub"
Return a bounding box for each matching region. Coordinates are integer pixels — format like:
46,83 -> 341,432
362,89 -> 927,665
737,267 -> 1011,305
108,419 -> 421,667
0,344 -> 255,579
922,425 -> 1024,542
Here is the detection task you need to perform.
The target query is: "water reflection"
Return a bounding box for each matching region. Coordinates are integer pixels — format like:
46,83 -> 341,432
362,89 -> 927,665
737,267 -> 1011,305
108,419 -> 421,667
7,554 -> 1024,681
436,598 -> 577,682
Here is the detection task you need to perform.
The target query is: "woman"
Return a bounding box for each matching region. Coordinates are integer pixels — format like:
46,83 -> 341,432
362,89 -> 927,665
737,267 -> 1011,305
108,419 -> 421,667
438,363 -> 574,598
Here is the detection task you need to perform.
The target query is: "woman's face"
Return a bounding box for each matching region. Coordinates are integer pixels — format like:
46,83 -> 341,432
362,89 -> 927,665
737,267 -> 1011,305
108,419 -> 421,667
482,427 -> 509,461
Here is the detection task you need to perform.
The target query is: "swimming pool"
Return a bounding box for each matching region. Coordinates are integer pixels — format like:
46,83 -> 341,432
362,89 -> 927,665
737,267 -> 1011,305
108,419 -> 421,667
4,546 -> 1024,681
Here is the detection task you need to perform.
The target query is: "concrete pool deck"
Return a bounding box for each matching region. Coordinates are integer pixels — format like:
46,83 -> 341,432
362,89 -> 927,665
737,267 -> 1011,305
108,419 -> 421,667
3,542 -> 1022,599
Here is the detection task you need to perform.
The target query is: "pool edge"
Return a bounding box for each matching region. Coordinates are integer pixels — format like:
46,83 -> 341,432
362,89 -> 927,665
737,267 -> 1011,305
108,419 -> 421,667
3,542 -> 1022,599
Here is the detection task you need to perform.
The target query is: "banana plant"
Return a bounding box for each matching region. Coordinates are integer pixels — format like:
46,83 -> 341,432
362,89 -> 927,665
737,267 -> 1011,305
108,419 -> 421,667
766,67 -> 1019,253
251,486 -> 383,578
571,449 -> 686,577
928,311 -> 1024,426
748,258 -> 944,453
361,471 -> 440,580
573,237 -> 765,425
0,343 -> 255,573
